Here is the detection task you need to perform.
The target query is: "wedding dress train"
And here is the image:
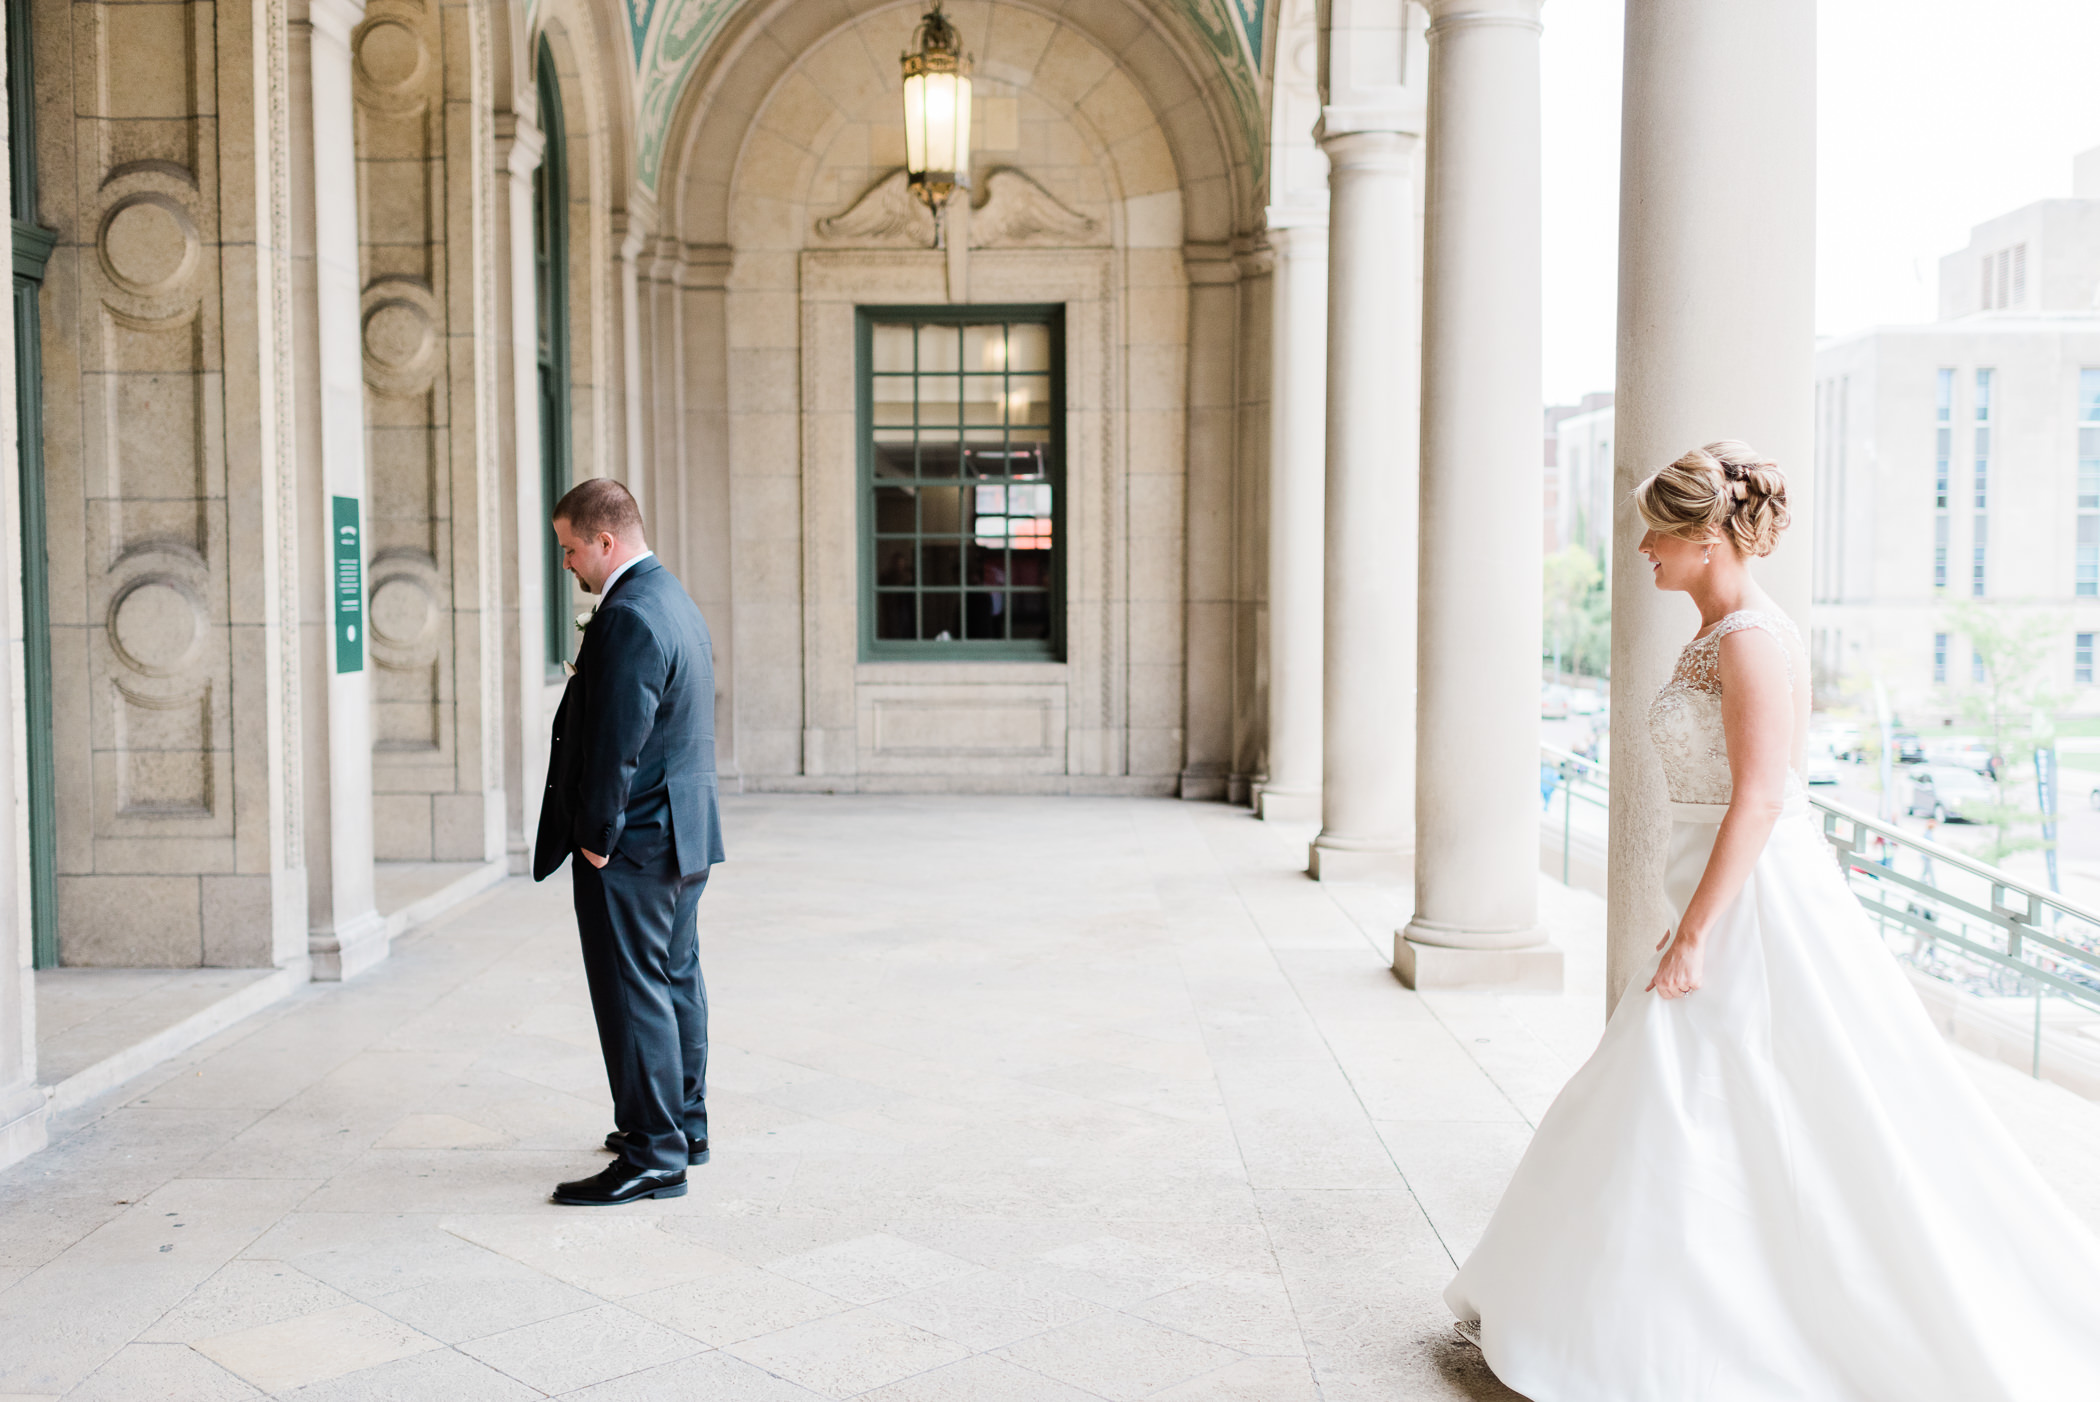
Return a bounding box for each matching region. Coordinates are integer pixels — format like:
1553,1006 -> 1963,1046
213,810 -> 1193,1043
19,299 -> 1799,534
1446,611 -> 2100,1402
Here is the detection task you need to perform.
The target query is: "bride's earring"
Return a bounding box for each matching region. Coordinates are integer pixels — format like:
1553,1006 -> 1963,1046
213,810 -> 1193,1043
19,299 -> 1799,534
1703,545 -> 1712,564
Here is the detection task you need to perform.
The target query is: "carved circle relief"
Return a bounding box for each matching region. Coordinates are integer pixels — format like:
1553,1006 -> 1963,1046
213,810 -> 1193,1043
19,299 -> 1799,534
355,18 -> 428,94
369,575 -> 437,648
361,277 -> 442,395
99,194 -> 200,298
109,576 -> 205,677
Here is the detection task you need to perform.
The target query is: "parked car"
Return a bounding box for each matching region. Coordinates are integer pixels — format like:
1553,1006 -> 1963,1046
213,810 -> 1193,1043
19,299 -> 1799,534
1569,687 -> 1602,716
1890,729 -> 1927,764
1925,738 -> 1997,778
1812,722 -> 1862,763
1541,684 -> 1571,720
1805,745 -> 1841,786
1906,765 -> 1996,822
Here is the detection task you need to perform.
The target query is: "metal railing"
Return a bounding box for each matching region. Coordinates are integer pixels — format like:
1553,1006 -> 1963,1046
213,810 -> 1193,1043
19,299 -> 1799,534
1540,744 -> 2100,1077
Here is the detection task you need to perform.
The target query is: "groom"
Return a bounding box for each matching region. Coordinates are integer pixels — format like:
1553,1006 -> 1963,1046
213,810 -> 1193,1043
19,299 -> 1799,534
534,478 -> 724,1206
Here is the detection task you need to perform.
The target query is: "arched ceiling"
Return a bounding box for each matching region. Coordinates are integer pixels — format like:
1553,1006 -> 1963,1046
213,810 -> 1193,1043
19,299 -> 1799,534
600,0 -> 1267,194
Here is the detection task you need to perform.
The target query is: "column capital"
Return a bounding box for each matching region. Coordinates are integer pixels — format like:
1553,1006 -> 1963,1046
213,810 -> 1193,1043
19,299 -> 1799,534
298,0 -> 368,47
495,112 -> 546,179
1422,0 -> 1544,35
1315,126 -> 1419,172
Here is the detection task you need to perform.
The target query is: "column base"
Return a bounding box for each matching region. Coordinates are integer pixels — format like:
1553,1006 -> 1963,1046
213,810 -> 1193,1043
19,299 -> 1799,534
1257,787 -> 1320,823
1308,838 -> 1412,883
0,1081 -> 49,1174
311,910 -> 389,983
1394,931 -> 1564,992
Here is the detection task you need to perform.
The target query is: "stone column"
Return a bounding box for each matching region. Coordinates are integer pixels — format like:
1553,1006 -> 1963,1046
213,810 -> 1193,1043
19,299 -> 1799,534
1606,0 -> 1815,1010
1397,0 -> 1562,989
295,0 -> 383,979
495,114 -> 546,875
1307,126 -> 1419,880
1258,221 -> 1327,822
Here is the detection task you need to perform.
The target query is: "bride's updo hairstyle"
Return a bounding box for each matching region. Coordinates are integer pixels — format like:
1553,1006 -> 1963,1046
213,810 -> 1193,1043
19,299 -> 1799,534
1634,440 -> 1791,558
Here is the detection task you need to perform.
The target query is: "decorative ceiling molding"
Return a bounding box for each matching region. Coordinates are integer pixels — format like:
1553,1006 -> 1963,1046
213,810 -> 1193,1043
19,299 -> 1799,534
623,0 -> 1267,196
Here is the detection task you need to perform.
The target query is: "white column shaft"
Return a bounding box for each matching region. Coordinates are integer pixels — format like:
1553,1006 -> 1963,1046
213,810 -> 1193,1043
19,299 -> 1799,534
1260,223 -> 1327,822
1607,0 -> 1816,1009
1310,130 -> 1417,879
1406,1 -> 1547,959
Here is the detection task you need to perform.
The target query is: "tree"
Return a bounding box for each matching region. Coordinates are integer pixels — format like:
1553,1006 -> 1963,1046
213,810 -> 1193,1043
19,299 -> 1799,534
1940,601 -> 2066,865
1542,544 -> 1611,677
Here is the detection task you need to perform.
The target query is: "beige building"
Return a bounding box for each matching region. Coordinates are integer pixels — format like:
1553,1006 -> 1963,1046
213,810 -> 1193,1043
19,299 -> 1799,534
0,0 -> 1821,1171
1812,152 -> 2100,716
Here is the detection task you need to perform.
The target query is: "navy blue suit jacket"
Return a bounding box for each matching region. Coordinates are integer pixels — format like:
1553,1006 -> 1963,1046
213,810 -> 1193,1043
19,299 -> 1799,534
533,555 -> 725,882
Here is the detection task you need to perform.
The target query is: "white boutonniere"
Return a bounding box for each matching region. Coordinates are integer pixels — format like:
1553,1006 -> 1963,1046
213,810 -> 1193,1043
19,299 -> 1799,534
574,607 -> 596,634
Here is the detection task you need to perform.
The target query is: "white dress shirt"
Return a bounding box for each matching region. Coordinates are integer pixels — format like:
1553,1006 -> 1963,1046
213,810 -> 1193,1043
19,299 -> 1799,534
600,549 -> 654,598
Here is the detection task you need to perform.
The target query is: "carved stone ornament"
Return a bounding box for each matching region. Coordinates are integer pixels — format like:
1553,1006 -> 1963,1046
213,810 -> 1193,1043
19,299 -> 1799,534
814,170 -> 936,247
969,168 -> 1103,248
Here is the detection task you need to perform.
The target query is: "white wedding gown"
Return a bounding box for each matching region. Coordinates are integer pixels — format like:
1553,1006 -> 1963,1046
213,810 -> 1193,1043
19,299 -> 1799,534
1446,610 -> 2100,1402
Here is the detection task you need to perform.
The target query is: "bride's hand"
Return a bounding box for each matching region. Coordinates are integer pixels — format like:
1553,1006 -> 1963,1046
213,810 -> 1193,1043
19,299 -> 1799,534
1647,929 -> 1704,1000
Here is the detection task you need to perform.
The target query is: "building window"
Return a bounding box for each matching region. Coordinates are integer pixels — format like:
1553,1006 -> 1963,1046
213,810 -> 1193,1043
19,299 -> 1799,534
1972,648 -> 1986,684
1933,633 -> 1947,684
1934,368 -> 1952,508
1933,513 -> 1949,589
1973,368 -> 1992,509
534,41 -> 574,675
2078,634 -> 2094,686
860,307 -> 1063,658
1972,514 -> 1987,596
2080,370 -> 2100,595
1981,244 -> 2027,309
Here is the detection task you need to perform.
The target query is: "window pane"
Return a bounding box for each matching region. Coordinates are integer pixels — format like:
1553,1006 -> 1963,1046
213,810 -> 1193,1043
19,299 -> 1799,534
876,540 -> 914,586
917,441 -> 962,477
1936,368 -> 1953,421
872,324 -> 915,372
921,592 -> 960,640
963,324 -> 1004,371
871,382 -> 916,425
964,375 -> 1006,424
1009,550 -> 1050,588
918,376 -> 960,425
967,542 -> 1006,585
876,592 -> 915,639
921,485 -> 962,534
922,542 -> 961,586
1006,375 -> 1051,425
917,324 -> 960,373
874,487 -> 915,533
2082,368 -> 2100,422
1009,483 -> 1052,515
964,591 -> 1005,639
1012,592 -> 1052,639
1008,323 -> 1050,372
874,438 -> 915,480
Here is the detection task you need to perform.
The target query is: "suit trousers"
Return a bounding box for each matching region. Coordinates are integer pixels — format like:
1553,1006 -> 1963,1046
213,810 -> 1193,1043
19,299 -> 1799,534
571,851 -> 709,1172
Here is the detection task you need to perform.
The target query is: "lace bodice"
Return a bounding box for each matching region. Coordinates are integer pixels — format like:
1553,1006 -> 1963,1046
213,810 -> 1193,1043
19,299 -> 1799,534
1647,610 -> 1807,806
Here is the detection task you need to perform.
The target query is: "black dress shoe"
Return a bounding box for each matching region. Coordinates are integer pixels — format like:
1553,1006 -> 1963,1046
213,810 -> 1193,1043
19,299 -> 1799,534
552,1160 -> 688,1206
603,1130 -> 709,1165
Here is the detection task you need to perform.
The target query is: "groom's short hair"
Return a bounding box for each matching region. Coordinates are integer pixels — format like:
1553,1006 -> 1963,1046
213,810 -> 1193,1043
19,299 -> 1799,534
553,478 -> 645,543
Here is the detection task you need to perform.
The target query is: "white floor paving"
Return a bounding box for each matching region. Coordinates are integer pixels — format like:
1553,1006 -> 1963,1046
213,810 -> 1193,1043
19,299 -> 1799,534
3,795 -> 2097,1401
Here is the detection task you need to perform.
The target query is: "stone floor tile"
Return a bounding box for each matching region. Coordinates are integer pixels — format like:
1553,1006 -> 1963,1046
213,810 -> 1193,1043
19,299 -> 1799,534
766,1231 -> 983,1304
721,1306 -> 973,1398
64,1342 -> 263,1401
864,1266 -> 1104,1350
554,1341 -> 830,1399
192,1301 -> 441,1393
277,1347 -> 544,1402
137,1259 -> 354,1342
372,1113 -> 513,1150
1148,1354 -> 1322,1401
1372,1120 -> 1535,1264
993,1311 -> 1245,1402
441,1213 -> 742,1299
855,1351 -> 1111,1401
621,1260 -> 851,1345
1126,1270 -> 1304,1356
456,1301 -> 707,1393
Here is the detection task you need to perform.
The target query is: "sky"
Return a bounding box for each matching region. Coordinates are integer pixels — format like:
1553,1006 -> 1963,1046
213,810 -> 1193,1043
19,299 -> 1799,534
1539,0 -> 2100,406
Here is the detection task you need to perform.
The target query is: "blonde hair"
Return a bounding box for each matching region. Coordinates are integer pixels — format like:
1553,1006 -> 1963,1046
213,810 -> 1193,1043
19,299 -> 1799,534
1634,440 -> 1790,558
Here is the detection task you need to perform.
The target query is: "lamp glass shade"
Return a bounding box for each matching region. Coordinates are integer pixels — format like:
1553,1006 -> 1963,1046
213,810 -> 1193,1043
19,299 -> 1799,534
901,7 -> 971,207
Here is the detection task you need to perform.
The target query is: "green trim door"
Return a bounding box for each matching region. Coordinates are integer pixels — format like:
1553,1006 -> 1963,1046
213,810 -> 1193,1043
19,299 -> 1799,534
8,0 -> 56,968
534,42 -> 574,676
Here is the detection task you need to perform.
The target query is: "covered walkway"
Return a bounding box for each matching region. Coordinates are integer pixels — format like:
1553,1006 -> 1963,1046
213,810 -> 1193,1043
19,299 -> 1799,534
4,796 -> 2096,1401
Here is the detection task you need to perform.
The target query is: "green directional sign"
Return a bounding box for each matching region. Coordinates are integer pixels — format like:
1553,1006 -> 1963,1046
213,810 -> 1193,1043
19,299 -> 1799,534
332,495 -> 363,674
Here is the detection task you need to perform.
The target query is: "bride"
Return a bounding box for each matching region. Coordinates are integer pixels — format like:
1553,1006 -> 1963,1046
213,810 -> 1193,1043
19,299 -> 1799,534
1446,442 -> 2100,1400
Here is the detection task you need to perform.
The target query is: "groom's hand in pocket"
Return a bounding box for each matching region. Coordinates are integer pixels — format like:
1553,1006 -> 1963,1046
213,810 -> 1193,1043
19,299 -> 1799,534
581,848 -> 608,869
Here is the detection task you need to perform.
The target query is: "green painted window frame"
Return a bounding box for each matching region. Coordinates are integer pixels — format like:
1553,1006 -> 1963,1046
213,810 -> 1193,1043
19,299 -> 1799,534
856,305 -> 1066,662
535,41 -> 574,677
9,0 -> 57,970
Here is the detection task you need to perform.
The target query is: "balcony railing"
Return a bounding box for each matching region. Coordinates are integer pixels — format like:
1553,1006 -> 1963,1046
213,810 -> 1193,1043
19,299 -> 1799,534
1541,743 -> 2100,1078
